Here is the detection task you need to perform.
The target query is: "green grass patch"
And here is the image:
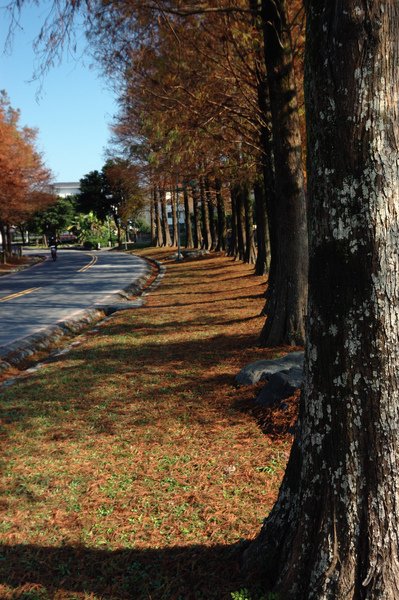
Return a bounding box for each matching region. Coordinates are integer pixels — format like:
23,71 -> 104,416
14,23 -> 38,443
0,252 -> 294,599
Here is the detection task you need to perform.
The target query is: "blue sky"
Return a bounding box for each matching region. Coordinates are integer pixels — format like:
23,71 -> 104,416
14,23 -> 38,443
0,2 -> 118,183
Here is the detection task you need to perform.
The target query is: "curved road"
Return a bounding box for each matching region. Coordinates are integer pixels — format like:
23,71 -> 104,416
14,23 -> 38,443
0,248 -> 148,348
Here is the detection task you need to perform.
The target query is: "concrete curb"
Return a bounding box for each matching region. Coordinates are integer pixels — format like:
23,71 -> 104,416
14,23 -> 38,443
0,256 -> 165,373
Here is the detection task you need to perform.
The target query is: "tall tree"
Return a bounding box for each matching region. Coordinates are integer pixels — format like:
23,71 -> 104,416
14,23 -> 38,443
79,159 -> 145,247
183,184 -> 194,248
200,176 -> 211,250
253,177 -> 270,275
257,0 -> 308,346
0,91 -> 54,253
228,185 -> 239,258
150,187 -> 156,244
153,187 -> 163,247
159,187 -> 172,247
28,196 -> 76,238
205,178 -> 217,250
191,182 -> 202,249
244,2 -> 399,597
215,178 -> 227,252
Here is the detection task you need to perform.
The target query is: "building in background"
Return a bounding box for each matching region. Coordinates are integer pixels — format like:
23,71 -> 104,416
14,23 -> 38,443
52,182 -> 81,197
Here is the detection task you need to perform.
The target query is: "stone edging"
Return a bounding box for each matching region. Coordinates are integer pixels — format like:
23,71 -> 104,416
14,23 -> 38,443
0,256 -> 165,375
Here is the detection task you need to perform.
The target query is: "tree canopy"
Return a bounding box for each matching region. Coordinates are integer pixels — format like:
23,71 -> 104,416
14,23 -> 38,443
0,90 -> 55,250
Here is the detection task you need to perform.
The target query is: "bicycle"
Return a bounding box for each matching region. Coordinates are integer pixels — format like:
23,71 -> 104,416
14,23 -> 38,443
50,245 -> 57,261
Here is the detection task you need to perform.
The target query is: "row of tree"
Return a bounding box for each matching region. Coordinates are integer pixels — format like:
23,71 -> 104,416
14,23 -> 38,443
83,0 -> 307,348
0,91 -> 54,255
148,178 -> 260,263
9,0 -> 399,597
6,0 -> 305,346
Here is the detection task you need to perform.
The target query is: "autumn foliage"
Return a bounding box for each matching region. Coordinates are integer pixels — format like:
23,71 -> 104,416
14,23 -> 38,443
0,91 -> 54,254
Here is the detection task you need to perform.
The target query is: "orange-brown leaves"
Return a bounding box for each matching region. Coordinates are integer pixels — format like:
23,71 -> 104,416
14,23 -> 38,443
0,91 -> 55,228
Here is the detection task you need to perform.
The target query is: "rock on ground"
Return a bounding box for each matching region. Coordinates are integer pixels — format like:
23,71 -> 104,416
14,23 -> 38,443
256,365 -> 303,407
235,351 -> 304,386
236,351 -> 304,408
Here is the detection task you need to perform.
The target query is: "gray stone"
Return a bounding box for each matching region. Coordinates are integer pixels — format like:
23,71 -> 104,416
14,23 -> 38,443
256,366 -> 303,407
235,351 -> 304,386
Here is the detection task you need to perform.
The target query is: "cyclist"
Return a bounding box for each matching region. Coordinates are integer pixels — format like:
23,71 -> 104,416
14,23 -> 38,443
48,235 -> 59,261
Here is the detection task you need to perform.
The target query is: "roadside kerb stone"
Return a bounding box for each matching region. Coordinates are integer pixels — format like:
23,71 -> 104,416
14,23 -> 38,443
0,256 -> 164,371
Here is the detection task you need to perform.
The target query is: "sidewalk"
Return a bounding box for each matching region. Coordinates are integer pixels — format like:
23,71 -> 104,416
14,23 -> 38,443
0,248 -> 294,600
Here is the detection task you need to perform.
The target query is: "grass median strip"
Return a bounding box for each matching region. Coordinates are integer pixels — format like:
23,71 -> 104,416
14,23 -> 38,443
0,249 -> 297,600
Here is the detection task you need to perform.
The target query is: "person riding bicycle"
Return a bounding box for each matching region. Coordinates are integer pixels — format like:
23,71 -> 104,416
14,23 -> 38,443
48,235 -> 59,248
48,235 -> 59,260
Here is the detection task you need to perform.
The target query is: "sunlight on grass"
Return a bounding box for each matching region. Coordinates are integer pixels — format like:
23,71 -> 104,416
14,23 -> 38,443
0,252 -> 295,599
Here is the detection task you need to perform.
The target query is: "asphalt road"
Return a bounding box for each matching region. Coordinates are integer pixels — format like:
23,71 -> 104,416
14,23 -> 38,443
0,248 -> 148,348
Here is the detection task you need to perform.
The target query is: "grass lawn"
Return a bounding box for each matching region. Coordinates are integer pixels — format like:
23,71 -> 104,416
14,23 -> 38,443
0,249 -> 298,600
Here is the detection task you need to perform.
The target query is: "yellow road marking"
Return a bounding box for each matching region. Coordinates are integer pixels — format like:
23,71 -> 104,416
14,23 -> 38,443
0,287 -> 41,303
78,254 -> 98,273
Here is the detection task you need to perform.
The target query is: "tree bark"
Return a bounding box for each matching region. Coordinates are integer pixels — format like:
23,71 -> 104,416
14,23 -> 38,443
258,0 -> 308,346
236,184 -> 247,262
244,187 -> 257,265
244,3 -> 399,597
18,226 -> 26,245
6,225 -> 13,255
0,221 -> 6,255
150,188 -> 156,245
171,189 -> 179,247
215,178 -> 227,252
191,182 -> 202,249
249,0 -> 275,278
154,188 -> 163,247
183,184 -> 194,248
228,186 -> 239,258
205,178 -> 217,250
160,187 -> 171,247
200,176 -> 211,250
253,178 -> 270,275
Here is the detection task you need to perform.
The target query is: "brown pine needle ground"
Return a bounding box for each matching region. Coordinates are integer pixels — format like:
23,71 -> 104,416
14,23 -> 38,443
0,250 -> 298,600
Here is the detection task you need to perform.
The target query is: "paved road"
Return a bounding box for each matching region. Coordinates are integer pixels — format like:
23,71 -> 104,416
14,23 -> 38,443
0,249 -> 148,348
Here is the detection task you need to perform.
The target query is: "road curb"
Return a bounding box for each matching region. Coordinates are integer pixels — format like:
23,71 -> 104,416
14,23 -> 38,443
0,256 -> 165,374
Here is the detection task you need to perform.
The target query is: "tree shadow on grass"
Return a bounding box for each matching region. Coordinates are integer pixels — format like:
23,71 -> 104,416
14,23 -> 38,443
0,541 -> 260,599
152,282 -> 264,298
233,391 -> 300,440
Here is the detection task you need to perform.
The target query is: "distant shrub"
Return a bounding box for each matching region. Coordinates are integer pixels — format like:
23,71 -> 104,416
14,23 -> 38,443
83,240 -> 101,250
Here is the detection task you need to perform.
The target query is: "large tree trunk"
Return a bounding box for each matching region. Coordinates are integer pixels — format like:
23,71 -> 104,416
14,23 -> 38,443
205,178 -> 217,250
244,188 -> 257,265
154,188 -> 163,247
171,189 -> 179,247
6,225 -> 13,255
215,178 -> 227,252
228,186 -> 239,258
244,3 -> 399,598
258,0 -> 308,346
0,221 -> 6,254
191,182 -> 202,249
236,184 -> 247,262
249,0 -> 275,277
253,178 -> 270,275
18,225 -> 26,245
160,188 -> 171,247
183,185 -> 194,248
150,188 -> 156,245
200,176 -> 211,250
113,213 -> 122,249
